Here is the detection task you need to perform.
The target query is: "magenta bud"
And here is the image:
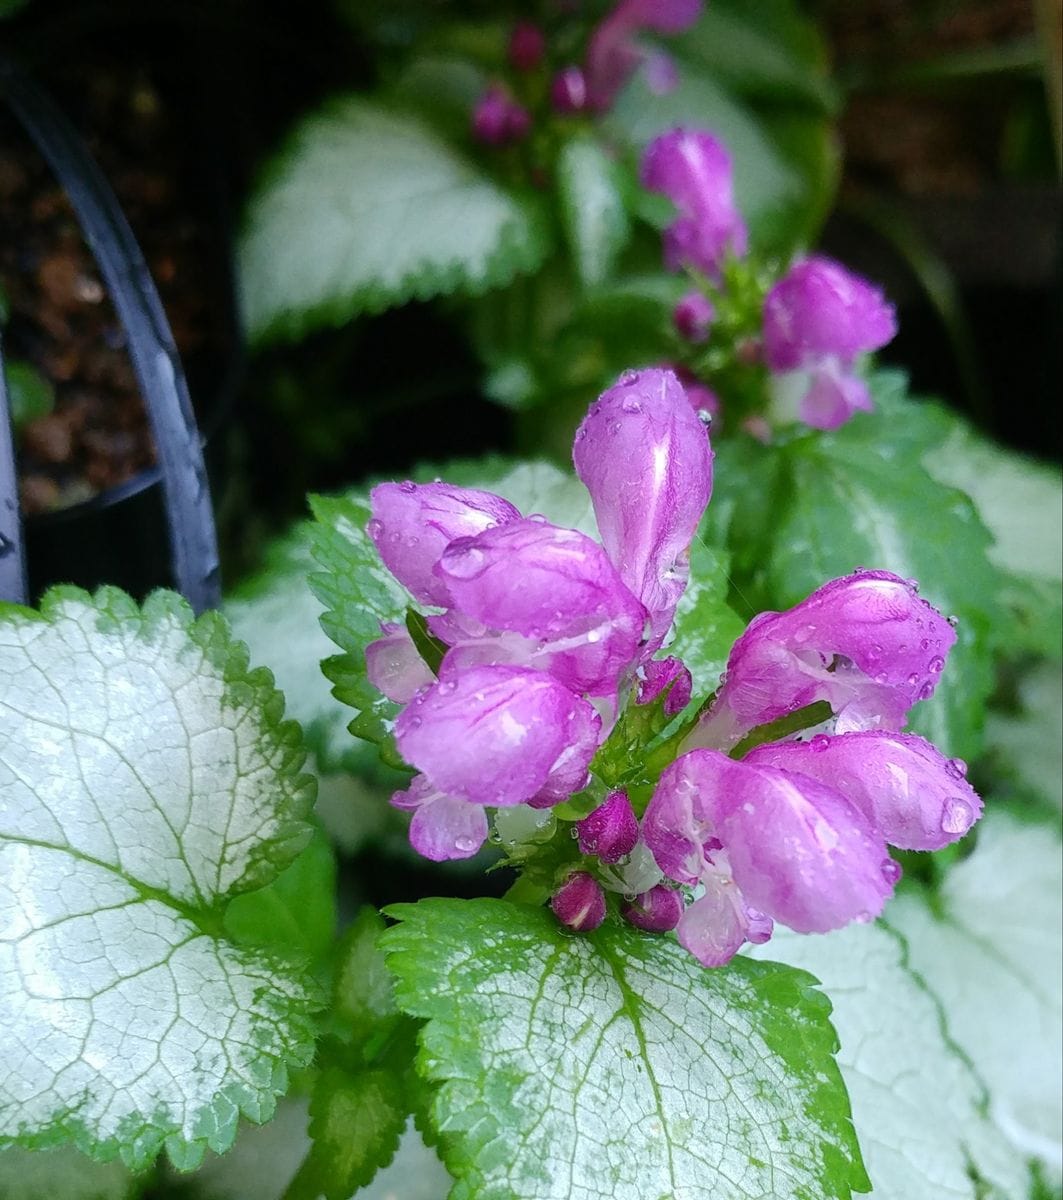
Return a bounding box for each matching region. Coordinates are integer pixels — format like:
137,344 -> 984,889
505,103 -> 532,143
509,21 -> 546,72
622,884 -> 684,933
637,656 -> 692,716
576,791 -> 639,863
551,65 -> 588,114
551,872 -> 607,932
673,291 -> 714,343
472,86 -> 511,145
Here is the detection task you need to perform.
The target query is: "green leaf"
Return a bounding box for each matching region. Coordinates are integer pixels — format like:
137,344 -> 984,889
0,1145 -> 135,1200
308,493 -> 411,760
223,827 -> 337,966
225,520 -> 377,775
985,662 -> 1063,810
296,1067 -> 409,1200
331,909 -> 400,1052
4,359 -> 55,429
717,387 -> 1001,760
382,897 -> 868,1200
749,924 -> 1030,1199
405,608 -> 446,676
921,419 -> 1063,661
667,537 -> 746,701
556,136 -> 630,290
0,588 -> 319,1169
889,812 -> 1063,1171
239,99 -> 551,342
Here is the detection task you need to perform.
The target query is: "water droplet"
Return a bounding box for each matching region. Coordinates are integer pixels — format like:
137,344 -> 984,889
809,734 -> 831,753
853,565 -> 867,574
454,835 -> 479,854
439,680 -> 457,694
947,614 -> 960,628
443,546 -> 486,579
697,409 -> 713,427
586,629 -> 601,644
907,672 -> 919,686
929,656 -> 945,674
387,531 -> 402,544
408,716 -> 422,729
621,397 -> 642,414
918,681 -> 935,700
609,421 -> 622,435
528,512 -> 548,523
366,518 -> 384,540
399,480 -> 417,494
570,826 -> 581,839
905,578 -> 920,592
881,858 -> 903,886
575,428 -> 587,441
941,797 -> 974,835
718,671 -> 728,685
946,757 -> 968,779
854,910 -> 872,924
920,638 -> 931,651
618,369 -> 640,386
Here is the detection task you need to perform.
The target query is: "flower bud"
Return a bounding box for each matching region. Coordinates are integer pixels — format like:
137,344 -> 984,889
577,791 -> 639,863
472,86 -> 531,146
637,655 -> 692,716
508,21 -> 545,72
673,291 -> 714,342
551,872 -> 607,932
622,884 -> 684,932
551,66 -> 588,114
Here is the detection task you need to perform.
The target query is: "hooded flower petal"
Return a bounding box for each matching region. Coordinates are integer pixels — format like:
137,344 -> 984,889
365,622 -> 434,703
744,731 -> 982,850
573,368 -> 713,648
691,570 -> 957,749
709,754 -> 894,933
641,129 -> 747,278
586,0 -> 701,111
391,775 -> 489,861
368,482 -> 520,607
434,518 -> 646,695
641,750 -> 720,885
795,359 -> 874,431
763,256 -> 897,372
394,665 -> 600,807
676,861 -> 772,967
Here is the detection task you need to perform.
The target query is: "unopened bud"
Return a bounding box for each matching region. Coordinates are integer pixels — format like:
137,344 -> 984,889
509,21 -> 545,72
551,872 -> 607,932
551,65 -> 587,114
637,656 -> 692,717
472,86 -> 531,146
673,291 -> 714,343
622,884 -> 684,933
576,791 -> 639,864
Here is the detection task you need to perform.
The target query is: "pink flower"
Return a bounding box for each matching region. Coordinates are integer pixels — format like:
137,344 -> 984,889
472,85 -> 532,145
641,129 -> 748,279
763,256 -> 897,430
586,0 -> 702,112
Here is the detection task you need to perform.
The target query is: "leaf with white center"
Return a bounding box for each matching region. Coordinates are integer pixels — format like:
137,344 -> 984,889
986,662 -> 1063,811
748,923 -> 1030,1199
0,588 -> 318,1169
556,136 -> 630,290
239,99 -> 551,342
382,897 -> 868,1200
889,812 -> 1063,1173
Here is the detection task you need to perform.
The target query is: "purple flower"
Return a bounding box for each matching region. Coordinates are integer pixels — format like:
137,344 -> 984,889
472,85 -> 532,146
394,664 -> 600,809
364,622 -> 434,703
585,0 -> 701,112
637,655 -> 692,715
577,791 -> 640,863
552,872 -> 607,932
369,482 -> 520,607
642,747 -> 893,963
744,731 -> 980,850
691,570 -> 956,751
508,21 -> 545,72
641,129 -> 748,279
391,776 -> 490,861
433,518 -> 647,697
763,256 -> 898,431
673,290 -> 715,342
622,884 -> 684,933
551,65 -> 588,114
573,367 -> 713,648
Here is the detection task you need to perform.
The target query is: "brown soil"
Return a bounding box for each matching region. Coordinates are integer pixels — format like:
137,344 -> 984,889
1,62 -> 225,515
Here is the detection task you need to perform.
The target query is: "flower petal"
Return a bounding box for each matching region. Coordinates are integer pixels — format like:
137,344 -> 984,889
676,868 -> 769,967
365,622 -> 434,703
692,570 -> 957,748
394,665 -> 600,807
642,749 -> 720,885
744,730 -> 982,850
573,368 -> 713,648
391,776 -> 489,861
435,518 -> 646,695
763,255 -> 896,373
368,482 -> 520,607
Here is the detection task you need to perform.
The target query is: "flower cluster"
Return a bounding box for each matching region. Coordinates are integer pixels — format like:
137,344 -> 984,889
641,128 -> 898,432
363,368 -> 981,967
470,2 -> 702,148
